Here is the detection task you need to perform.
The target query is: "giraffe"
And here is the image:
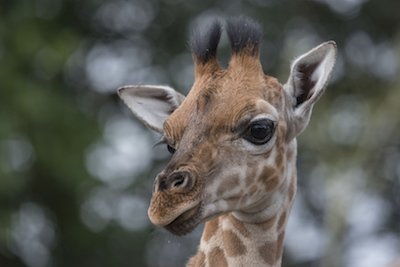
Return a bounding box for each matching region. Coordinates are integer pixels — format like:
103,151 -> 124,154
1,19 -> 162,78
118,16 -> 337,267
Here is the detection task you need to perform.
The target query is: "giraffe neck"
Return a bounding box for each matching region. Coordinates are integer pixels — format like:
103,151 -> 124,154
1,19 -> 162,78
188,163 -> 297,267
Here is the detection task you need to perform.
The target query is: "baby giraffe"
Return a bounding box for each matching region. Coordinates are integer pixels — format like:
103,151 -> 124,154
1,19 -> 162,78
118,16 -> 336,267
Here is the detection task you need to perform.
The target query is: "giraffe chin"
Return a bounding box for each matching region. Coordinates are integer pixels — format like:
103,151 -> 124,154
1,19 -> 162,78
164,204 -> 202,236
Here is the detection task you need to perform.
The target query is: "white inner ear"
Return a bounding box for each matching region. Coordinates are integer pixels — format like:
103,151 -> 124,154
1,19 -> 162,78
310,48 -> 336,94
118,85 -> 185,133
290,41 -> 337,115
284,41 -> 337,141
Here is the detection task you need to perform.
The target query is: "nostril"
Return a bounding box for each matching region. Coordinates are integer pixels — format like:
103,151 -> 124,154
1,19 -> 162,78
169,171 -> 194,191
172,176 -> 187,188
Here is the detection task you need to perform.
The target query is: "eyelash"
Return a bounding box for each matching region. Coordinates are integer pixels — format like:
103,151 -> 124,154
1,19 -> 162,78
154,138 -> 176,154
154,138 -> 167,148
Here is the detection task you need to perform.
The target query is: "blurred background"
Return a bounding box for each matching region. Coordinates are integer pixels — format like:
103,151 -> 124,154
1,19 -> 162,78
1,0 -> 400,266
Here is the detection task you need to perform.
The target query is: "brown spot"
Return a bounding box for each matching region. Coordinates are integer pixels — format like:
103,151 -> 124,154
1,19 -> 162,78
217,175 -> 239,196
208,247 -> 228,267
197,250 -> 206,267
246,167 -> 257,186
276,231 -> 286,261
259,165 -> 280,191
187,250 -> 206,267
288,173 -> 297,202
258,240 -> 276,266
203,218 -> 219,242
264,173 -> 280,192
275,146 -> 285,167
256,213 -> 277,231
249,185 -> 258,195
222,230 -> 247,257
278,123 -> 287,138
259,231 -> 286,265
258,165 -> 275,182
277,212 -> 287,231
229,214 -> 251,238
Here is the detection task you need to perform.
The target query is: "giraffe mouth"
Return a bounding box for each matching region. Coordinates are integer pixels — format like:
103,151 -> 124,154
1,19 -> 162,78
164,204 -> 202,236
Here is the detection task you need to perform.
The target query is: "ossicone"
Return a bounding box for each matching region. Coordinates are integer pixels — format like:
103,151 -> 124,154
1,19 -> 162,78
226,16 -> 263,57
189,16 -> 264,77
189,20 -> 222,65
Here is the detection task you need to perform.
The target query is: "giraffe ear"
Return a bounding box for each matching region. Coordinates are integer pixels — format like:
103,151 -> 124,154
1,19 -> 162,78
118,85 -> 186,134
284,41 -> 337,141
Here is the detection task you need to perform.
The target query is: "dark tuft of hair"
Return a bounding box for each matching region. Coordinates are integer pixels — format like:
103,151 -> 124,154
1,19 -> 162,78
226,16 -> 263,56
189,20 -> 222,64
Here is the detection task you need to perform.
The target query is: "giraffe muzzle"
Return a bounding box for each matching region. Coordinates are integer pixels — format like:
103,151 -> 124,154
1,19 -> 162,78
148,170 -> 202,231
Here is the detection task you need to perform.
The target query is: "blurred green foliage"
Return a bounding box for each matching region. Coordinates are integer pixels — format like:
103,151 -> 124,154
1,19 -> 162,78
0,0 -> 399,267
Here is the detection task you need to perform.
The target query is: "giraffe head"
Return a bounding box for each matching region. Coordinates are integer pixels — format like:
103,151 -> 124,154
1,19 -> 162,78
118,17 -> 337,236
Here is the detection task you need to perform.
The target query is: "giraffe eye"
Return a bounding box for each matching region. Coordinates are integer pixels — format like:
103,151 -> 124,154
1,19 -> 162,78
242,119 -> 275,145
167,145 -> 176,154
